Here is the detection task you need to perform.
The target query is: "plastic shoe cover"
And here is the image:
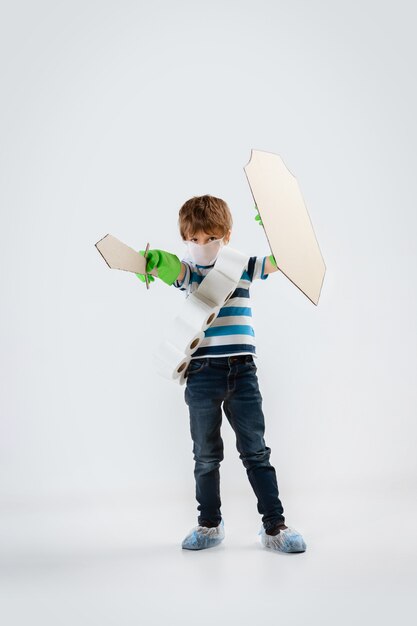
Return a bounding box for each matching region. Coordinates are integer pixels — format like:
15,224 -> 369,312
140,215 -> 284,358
182,519 -> 225,550
258,525 -> 306,553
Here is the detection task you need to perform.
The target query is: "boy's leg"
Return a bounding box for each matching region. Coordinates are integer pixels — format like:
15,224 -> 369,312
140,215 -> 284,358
185,363 -> 226,527
222,360 -> 286,532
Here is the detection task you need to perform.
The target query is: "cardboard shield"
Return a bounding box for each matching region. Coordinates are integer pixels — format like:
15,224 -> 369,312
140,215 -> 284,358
244,149 -> 326,305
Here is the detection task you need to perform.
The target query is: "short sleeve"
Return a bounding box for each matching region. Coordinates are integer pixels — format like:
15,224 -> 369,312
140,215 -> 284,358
250,256 -> 269,281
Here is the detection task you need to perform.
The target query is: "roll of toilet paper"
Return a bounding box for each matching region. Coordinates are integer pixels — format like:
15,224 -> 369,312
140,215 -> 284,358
178,367 -> 188,386
153,341 -> 190,381
184,293 -> 221,331
197,271 -> 237,308
168,315 -> 205,356
215,246 -> 248,283
196,247 -> 249,307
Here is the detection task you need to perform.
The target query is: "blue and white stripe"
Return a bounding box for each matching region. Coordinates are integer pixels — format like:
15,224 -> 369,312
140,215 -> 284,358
173,256 -> 269,359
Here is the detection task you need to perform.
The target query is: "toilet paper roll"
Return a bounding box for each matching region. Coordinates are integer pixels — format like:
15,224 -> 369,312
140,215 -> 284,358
197,271 -> 237,308
153,342 -> 190,381
196,247 -> 249,307
215,246 -> 249,283
184,293 -> 221,331
178,367 -> 188,386
167,316 -> 205,356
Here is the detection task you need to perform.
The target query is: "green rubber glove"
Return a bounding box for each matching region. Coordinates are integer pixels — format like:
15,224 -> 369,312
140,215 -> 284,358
136,268 -> 155,284
136,249 -> 155,284
254,204 -> 263,226
254,205 -> 277,268
136,249 -> 181,286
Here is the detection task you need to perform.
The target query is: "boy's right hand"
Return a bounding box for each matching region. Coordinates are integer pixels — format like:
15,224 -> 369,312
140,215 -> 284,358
136,249 -> 155,284
136,249 -> 157,284
136,249 -> 181,286
136,269 -> 155,283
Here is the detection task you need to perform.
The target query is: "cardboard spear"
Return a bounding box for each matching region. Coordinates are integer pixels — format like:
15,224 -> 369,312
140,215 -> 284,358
244,149 -> 326,305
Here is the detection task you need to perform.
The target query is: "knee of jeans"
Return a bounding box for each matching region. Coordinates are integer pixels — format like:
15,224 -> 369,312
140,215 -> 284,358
194,455 -> 224,471
239,447 -> 271,468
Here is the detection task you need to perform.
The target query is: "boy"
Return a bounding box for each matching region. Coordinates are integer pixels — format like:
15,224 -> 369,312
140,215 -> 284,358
137,195 -> 306,553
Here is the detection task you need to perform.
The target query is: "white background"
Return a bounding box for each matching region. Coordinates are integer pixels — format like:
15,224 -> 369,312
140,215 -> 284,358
1,1 -> 416,624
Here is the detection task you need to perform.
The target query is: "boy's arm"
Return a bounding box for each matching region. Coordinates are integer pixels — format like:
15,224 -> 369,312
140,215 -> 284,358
176,262 -> 187,283
173,261 -> 191,290
263,255 -> 279,275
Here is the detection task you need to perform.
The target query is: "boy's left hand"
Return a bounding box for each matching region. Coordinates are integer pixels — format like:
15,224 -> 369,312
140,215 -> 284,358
253,205 -> 278,269
254,204 -> 263,227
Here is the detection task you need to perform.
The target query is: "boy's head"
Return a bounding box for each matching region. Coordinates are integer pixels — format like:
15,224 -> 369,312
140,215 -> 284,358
178,195 -> 232,244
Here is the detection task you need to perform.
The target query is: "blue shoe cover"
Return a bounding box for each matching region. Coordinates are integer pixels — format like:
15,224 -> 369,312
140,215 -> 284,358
258,525 -> 306,553
182,519 -> 225,550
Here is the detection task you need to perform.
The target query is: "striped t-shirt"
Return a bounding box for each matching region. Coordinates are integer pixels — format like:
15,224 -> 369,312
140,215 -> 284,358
173,256 -> 269,359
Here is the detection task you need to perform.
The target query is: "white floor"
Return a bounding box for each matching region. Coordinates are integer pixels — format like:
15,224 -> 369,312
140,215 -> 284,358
0,486 -> 416,626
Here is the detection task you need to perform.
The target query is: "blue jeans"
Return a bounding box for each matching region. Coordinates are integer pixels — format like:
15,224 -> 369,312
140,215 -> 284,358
184,354 -> 285,532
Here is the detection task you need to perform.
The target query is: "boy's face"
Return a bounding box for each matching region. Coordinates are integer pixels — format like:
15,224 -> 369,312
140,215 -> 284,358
186,229 -> 231,245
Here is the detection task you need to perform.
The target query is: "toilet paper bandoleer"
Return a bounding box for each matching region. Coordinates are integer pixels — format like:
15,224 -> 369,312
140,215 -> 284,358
136,195 -> 278,385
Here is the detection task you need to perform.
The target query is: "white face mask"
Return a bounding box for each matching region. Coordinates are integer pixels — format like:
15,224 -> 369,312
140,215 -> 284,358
186,237 -> 225,266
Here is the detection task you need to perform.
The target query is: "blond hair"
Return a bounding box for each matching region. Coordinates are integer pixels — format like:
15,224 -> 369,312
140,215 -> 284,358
178,195 -> 233,240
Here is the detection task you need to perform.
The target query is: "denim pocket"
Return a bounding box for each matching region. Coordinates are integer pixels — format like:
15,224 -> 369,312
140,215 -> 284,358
186,359 -> 206,375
